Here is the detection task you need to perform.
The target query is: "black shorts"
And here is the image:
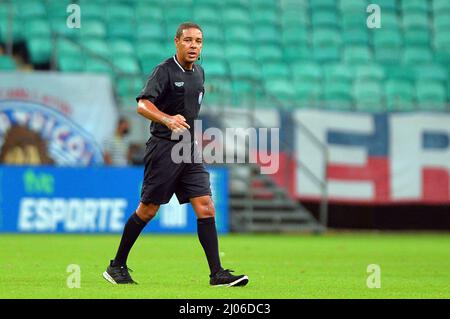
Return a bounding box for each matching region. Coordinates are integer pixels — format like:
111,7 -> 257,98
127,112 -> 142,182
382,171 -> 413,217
140,135 -> 211,205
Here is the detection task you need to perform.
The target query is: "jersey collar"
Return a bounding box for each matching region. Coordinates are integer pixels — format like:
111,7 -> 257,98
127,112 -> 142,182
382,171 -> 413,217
173,55 -> 194,73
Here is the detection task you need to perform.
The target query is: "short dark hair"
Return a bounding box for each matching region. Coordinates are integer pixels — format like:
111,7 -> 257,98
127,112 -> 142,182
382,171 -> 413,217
175,22 -> 202,39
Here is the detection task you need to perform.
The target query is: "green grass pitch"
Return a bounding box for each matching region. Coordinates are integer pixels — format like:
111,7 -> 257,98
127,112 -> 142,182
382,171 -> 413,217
0,232 -> 449,299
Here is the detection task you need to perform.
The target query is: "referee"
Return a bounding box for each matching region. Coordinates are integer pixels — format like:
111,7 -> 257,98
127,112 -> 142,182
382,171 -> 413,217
103,22 -> 248,287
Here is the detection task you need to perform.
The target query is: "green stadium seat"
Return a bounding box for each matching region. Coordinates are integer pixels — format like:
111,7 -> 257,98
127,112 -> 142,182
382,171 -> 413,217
220,0 -> 250,9
355,64 -> 385,81
404,28 -> 430,46
113,56 -> 140,75
373,30 -> 402,47
311,10 -> 339,28
56,39 -> 83,58
293,81 -> 322,108
261,62 -> 291,80
254,45 -> 283,62
281,26 -> 310,46
24,19 -> 51,39
323,80 -> 353,111
135,4 -> 163,21
313,46 -> 341,63
14,1 -> 46,19
416,80 -> 447,111
0,55 -> 17,70
136,42 -> 166,60
341,13 -> 367,29
49,16 -> 78,39
165,6 -> 193,23
376,0 -> 399,13
353,80 -> 385,112
194,0 -> 221,6
204,78 -> 233,106
385,79 -> 416,111
386,65 -> 415,81
201,42 -> 223,59
109,40 -> 134,56
252,9 -> 279,24
401,0 -> 429,13
414,64 -> 448,82
379,12 -> 400,29
106,4 -> 135,22
280,10 -> 310,28
309,0 -> 336,11
433,12 -> 450,31
0,17 -> 24,42
80,4 -> 104,20
166,0 -> 194,6
279,0 -> 308,11
249,0 -> 277,10
107,21 -> 136,39
116,76 -> 145,102
193,6 -> 221,24
224,25 -> 253,44
58,55 -> 85,72
323,63 -> 354,83
402,12 -> 429,29
434,31 -> 450,50
265,79 -> 295,101
46,2 -> 69,18
291,62 -> 322,82
84,57 -> 114,76
78,21 -> 106,39
402,47 -> 433,65
312,28 -> 342,47
201,23 -> 224,42
338,0 -> 367,13
201,59 -> 228,78
253,26 -> 281,45
222,8 -> 251,25
283,45 -> 312,61
343,46 -> 372,65
432,0 -> 450,12
374,47 -> 402,65
342,28 -> 369,45
225,44 -> 253,60
229,60 -> 261,80
136,23 -> 166,41
231,79 -> 260,105
27,38 -> 52,64
83,39 -> 110,59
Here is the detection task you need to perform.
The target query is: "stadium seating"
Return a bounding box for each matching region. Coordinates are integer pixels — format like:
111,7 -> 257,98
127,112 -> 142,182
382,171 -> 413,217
0,0 -> 448,111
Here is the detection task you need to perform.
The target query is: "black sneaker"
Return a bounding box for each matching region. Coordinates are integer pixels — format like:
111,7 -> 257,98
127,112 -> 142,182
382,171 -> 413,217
210,269 -> 249,287
102,260 -> 137,284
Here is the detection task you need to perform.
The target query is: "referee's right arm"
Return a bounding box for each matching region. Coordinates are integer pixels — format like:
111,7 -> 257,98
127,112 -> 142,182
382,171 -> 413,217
137,99 -> 190,133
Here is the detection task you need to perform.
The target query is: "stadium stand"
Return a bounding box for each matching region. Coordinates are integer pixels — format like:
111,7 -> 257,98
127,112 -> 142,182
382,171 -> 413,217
0,0 -> 449,111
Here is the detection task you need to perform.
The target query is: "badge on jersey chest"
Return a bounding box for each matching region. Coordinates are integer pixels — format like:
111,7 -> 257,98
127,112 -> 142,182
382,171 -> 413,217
198,91 -> 203,104
175,81 -> 184,87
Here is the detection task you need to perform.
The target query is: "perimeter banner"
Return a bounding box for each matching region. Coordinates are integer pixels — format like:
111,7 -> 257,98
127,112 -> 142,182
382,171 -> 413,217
0,165 -> 229,233
293,110 -> 450,204
0,72 -> 118,165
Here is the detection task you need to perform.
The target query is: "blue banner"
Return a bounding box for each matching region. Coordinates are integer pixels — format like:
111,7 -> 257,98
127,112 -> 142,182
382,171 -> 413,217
0,165 -> 229,233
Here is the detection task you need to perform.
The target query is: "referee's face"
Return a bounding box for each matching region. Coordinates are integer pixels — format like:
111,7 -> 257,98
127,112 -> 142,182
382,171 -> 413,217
175,28 -> 203,64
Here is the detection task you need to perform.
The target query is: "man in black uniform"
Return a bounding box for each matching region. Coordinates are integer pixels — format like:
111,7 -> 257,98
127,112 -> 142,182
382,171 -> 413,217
103,22 -> 248,287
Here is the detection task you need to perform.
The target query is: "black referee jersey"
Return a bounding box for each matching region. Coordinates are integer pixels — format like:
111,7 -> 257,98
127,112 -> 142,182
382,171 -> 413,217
136,55 -> 205,141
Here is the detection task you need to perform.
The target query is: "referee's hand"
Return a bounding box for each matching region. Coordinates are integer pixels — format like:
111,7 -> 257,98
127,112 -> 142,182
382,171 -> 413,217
162,114 -> 190,133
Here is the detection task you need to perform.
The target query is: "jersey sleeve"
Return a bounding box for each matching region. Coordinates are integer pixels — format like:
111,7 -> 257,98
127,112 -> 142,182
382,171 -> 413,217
136,65 -> 169,104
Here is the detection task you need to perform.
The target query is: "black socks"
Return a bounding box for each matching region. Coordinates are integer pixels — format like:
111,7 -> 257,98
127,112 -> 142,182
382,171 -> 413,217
197,217 -> 222,276
113,212 -> 148,266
